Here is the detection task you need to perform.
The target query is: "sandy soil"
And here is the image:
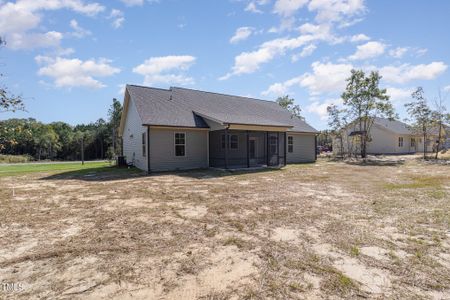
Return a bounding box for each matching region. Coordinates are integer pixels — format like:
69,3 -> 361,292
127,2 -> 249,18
0,157 -> 449,299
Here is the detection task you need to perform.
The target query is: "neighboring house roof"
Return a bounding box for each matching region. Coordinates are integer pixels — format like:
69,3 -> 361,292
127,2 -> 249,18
372,117 -> 414,135
125,85 -> 318,133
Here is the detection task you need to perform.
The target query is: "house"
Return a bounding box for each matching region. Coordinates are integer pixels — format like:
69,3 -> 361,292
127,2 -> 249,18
332,117 -> 444,156
118,85 -> 318,172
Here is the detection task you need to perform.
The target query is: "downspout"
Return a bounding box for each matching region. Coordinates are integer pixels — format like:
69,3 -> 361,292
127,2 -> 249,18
315,134 -> 318,161
224,124 -> 230,169
284,132 -> 287,166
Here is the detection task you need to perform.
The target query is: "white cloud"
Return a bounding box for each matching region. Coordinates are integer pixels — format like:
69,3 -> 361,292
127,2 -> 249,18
386,87 -> 414,104
300,61 -> 353,95
268,17 -> 296,32
245,2 -> 263,13
120,0 -> 144,6
415,48 -> 428,57
221,23 -> 341,79
348,41 -> 386,60
262,76 -> 303,96
118,84 -> 126,95
35,56 -> 120,89
444,85 -> 450,92
109,9 -> 125,29
350,33 -> 370,42
69,19 -> 91,38
119,0 -> 159,6
292,44 -> 317,61
273,0 -> 308,16
380,62 -> 448,84
133,55 -> 196,86
0,0 -> 104,50
245,0 -> 270,13
263,61 -> 353,96
230,27 -> 254,44
308,0 -> 366,25
7,31 -> 63,50
306,98 -> 342,120
389,47 -> 408,59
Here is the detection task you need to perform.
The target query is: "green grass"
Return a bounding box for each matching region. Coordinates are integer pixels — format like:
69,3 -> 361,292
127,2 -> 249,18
0,161 -> 113,177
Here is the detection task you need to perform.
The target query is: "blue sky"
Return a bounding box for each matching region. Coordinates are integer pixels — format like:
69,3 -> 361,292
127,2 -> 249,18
1,0 -> 449,130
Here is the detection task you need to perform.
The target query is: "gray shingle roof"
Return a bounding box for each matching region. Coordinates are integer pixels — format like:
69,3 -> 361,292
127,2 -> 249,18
126,85 -> 318,133
373,117 -> 413,135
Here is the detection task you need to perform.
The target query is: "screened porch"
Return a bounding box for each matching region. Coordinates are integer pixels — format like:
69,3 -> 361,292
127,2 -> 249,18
209,129 -> 286,169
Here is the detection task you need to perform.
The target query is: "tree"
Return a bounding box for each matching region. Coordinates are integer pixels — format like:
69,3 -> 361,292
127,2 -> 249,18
108,98 -> 123,156
327,104 -> 347,157
430,90 -> 449,159
32,124 -> 60,160
341,69 -> 394,159
276,95 -> 302,119
0,37 -> 24,113
50,122 -> 74,159
405,87 -> 432,159
73,130 -> 95,164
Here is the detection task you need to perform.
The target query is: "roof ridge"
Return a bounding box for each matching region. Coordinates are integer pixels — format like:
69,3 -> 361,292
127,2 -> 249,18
127,84 -> 171,92
171,86 -> 278,105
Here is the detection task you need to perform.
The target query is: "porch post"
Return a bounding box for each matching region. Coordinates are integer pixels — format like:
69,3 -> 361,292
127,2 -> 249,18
284,132 -> 287,166
266,131 -> 269,166
246,130 -> 250,168
224,129 -> 229,169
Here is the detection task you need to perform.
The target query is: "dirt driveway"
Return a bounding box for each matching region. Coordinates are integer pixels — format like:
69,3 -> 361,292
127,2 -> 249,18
0,158 -> 449,299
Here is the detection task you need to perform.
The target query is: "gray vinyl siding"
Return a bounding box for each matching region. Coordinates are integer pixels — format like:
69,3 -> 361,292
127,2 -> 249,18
122,99 -> 148,171
286,133 -> 316,163
149,128 -> 208,171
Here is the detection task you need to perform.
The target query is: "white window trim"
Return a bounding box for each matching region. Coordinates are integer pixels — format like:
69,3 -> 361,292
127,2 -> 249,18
287,136 -> 294,153
174,132 -> 186,157
142,132 -> 146,157
398,137 -> 404,147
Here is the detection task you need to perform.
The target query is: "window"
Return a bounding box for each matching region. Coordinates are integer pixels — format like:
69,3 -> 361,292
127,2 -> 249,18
288,136 -> 294,153
230,135 -> 238,149
175,133 -> 185,156
142,132 -> 146,157
398,137 -> 403,147
221,134 -> 238,149
411,138 -> 416,147
221,135 -> 226,149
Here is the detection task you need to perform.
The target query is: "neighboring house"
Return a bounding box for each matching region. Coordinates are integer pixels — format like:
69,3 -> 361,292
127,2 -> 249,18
119,85 -> 318,172
332,117 -> 443,156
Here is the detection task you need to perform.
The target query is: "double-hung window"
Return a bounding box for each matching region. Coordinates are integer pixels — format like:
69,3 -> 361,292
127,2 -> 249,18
288,136 -> 294,153
175,133 -> 186,156
142,133 -> 146,157
398,137 -> 404,147
221,134 -> 238,149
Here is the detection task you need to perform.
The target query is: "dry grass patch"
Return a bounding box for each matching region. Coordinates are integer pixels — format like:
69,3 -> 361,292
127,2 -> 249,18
0,158 -> 449,299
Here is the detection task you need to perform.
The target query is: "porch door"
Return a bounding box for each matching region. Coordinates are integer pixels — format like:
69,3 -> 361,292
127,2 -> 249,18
268,133 -> 279,166
249,139 -> 256,159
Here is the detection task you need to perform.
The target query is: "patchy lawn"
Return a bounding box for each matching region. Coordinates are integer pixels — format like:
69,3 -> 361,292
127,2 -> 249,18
0,158 -> 449,299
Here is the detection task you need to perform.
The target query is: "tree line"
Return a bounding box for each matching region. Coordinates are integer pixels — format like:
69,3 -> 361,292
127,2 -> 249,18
0,99 -> 123,161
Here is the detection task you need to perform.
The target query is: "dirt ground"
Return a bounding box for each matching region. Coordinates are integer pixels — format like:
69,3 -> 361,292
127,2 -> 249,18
0,157 -> 449,299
